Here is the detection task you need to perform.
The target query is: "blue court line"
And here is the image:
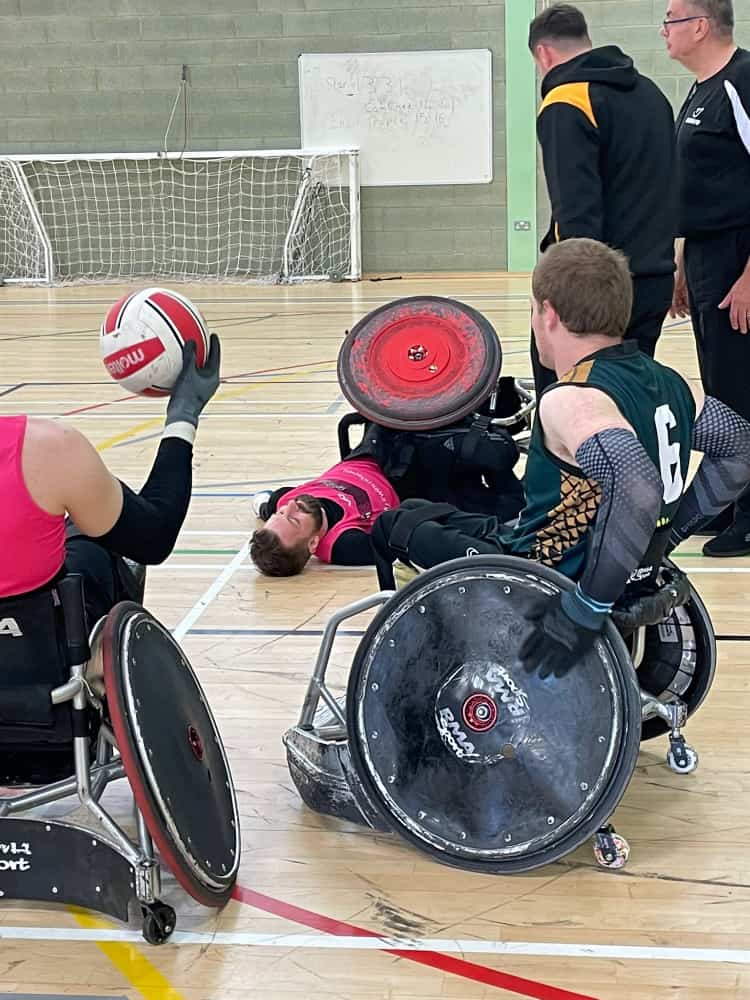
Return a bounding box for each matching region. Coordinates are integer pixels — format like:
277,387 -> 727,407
326,392 -> 346,414
201,476 -> 315,489
183,628 -> 746,641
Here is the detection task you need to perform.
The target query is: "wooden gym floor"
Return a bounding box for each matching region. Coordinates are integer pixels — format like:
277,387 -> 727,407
0,274 -> 749,1000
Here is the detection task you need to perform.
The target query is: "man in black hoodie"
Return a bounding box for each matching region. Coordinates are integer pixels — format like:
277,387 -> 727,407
528,4 -> 678,393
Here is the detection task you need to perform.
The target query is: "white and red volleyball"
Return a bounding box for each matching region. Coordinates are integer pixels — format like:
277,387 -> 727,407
100,287 -> 209,396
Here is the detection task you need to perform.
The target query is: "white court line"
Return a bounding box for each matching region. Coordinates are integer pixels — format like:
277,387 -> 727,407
1,925 -> 750,963
681,566 -> 750,574
171,541 -> 251,642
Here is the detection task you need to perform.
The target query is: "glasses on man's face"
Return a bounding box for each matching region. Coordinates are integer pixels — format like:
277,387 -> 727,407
662,14 -> 707,32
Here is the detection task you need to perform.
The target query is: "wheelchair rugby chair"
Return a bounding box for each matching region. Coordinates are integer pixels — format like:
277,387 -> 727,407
284,296 -> 717,876
0,572 -> 240,943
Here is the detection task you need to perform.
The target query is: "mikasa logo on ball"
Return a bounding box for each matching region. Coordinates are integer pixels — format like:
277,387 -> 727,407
103,339 -> 164,377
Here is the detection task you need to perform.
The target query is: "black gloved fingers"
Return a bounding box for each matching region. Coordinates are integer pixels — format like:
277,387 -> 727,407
205,332 -> 221,375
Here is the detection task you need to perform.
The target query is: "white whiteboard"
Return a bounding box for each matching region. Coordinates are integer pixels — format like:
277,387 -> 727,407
298,50 -> 493,186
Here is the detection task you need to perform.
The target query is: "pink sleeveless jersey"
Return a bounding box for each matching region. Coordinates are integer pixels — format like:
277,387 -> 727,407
0,416 -> 66,597
281,458 -> 399,563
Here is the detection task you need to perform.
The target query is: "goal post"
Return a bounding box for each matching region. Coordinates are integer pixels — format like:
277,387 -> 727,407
0,148 -> 361,285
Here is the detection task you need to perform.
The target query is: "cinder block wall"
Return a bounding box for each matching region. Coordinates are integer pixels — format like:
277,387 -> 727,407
0,0 -> 506,273
1,0 -> 747,272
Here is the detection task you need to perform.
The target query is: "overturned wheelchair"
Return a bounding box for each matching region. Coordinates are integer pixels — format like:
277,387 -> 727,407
285,294 -> 716,874
0,573 -> 239,943
284,554 -> 715,874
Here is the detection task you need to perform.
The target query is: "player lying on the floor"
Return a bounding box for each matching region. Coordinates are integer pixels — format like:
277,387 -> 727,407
249,413 -> 526,577
372,238 -> 750,677
0,336 -> 221,627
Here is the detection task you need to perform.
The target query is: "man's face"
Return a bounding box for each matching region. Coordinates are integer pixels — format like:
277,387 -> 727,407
264,497 -> 322,552
661,1 -> 709,60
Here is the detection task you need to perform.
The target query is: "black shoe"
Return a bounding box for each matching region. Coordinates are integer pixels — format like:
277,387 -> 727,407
696,506 -> 734,536
702,523 -> 750,558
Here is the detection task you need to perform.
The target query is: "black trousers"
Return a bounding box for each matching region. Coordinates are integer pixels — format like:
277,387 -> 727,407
346,424 -> 526,523
371,500 -> 506,589
531,273 -> 675,395
685,226 -> 750,527
64,528 -> 143,629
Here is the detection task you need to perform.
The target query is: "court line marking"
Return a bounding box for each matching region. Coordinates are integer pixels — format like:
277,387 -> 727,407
3,924 -> 750,965
90,365 -> 345,452
232,886 -> 597,1000
70,909 -> 185,1000
171,541 -> 250,642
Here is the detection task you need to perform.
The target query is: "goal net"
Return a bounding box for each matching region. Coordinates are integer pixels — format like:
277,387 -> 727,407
0,149 -> 361,285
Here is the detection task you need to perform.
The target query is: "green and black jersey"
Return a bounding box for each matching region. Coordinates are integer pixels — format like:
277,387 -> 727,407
505,342 -> 695,580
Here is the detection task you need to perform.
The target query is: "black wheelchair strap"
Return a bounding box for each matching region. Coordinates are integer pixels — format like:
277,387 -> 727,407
457,417 -> 491,470
388,503 -> 458,559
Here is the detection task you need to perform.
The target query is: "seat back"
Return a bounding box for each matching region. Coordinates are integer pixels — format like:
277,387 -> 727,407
0,580 -> 80,783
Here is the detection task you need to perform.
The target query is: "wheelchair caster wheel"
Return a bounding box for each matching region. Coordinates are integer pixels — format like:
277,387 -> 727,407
667,737 -> 699,774
141,901 -> 176,945
593,825 -> 630,870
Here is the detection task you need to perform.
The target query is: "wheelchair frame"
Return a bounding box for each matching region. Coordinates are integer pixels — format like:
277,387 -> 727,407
287,557 -> 713,874
0,608 -> 175,943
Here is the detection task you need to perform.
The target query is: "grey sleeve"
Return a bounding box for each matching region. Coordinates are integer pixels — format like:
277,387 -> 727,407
575,428 -> 663,607
669,396 -> 750,548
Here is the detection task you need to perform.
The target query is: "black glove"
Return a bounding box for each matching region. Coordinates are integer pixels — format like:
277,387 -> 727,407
519,586 -> 608,680
166,334 -> 221,428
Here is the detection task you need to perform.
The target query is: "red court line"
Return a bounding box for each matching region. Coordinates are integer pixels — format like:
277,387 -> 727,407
233,885 -> 599,1000
63,393 -> 139,416
222,358 -> 336,381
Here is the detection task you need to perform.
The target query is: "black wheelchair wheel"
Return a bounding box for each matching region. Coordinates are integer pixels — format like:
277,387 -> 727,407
637,581 -> 716,741
346,555 -> 642,874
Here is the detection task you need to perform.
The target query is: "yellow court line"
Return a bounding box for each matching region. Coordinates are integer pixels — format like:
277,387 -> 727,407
95,418 -> 164,453
71,908 -> 186,1000
94,367 -> 334,454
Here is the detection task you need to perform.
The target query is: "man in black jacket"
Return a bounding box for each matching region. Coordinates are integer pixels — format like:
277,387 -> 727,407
528,4 -> 678,393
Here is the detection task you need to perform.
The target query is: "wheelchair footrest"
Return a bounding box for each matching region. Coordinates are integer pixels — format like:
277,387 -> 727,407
0,817 -> 136,922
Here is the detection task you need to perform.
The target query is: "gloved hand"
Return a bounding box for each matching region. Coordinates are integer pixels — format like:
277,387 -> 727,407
166,334 -> 221,428
519,586 -> 608,680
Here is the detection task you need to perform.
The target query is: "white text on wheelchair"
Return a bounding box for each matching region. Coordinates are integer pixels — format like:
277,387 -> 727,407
0,617 -> 22,637
0,842 -> 32,871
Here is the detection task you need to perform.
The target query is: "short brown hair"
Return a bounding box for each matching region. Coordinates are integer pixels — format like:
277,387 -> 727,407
687,0 -> 734,37
532,239 -> 633,339
528,4 -> 591,51
250,529 -> 312,577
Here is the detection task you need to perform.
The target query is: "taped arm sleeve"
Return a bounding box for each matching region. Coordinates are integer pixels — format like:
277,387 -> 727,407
575,429 -> 663,607
537,104 -> 604,241
669,396 -> 750,549
92,436 -> 193,565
